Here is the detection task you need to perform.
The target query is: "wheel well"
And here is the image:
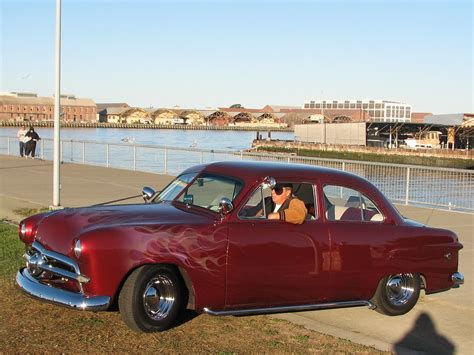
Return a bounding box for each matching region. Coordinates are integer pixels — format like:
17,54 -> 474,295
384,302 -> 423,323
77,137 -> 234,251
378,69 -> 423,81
419,273 -> 427,289
112,263 -> 195,311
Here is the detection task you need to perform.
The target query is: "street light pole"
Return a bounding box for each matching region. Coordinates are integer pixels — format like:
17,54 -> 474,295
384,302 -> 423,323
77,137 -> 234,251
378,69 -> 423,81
52,0 -> 62,208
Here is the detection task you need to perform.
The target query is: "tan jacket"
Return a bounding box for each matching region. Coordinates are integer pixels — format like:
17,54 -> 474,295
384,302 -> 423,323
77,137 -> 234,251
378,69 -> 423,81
277,196 -> 307,224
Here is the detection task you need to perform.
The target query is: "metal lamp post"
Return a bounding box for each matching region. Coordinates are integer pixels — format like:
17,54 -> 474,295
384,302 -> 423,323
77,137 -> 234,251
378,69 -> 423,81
52,0 -> 62,208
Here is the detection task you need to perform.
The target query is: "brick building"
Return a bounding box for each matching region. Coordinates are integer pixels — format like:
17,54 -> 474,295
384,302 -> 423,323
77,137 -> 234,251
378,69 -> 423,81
0,92 -> 96,122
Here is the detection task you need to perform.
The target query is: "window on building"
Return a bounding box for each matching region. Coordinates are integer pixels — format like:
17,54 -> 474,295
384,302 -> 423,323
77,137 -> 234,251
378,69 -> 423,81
338,103 -> 343,108
315,104 -> 321,108
326,104 -> 332,109
400,108 -> 405,117
310,103 -> 315,108
369,102 -> 374,109
374,110 -> 381,118
350,103 -> 356,109
386,108 -> 391,117
375,103 -> 381,109
363,103 -> 368,109
304,103 -> 310,109
344,101 -> 350,108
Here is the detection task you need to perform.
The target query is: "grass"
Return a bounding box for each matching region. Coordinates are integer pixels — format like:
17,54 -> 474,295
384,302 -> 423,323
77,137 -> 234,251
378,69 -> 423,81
12,207 -> 49,218
0,222 -> 386,353
256,146 -> 474,169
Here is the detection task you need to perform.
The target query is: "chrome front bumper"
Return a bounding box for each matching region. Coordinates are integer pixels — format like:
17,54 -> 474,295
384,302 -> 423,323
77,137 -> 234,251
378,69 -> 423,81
452,272 -> 464,288
16,268 -> 110,311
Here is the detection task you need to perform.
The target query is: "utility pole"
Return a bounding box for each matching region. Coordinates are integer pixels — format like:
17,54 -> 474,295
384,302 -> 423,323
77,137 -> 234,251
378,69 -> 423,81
52,0 -> 62,208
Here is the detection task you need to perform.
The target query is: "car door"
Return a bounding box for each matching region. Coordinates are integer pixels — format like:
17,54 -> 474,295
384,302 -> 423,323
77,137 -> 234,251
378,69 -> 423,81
225,182 -> 330,309
322,184 -> 399,301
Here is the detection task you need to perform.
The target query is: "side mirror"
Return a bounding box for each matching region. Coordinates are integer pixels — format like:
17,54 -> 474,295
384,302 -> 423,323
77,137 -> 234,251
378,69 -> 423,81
142,186 -> 156,202
219,197 -> 233,215
262,176 -> 276,189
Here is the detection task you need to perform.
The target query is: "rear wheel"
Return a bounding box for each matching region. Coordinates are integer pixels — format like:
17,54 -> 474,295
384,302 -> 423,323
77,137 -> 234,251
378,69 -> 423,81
371,273 -> 420,316
119,265 -> 186,332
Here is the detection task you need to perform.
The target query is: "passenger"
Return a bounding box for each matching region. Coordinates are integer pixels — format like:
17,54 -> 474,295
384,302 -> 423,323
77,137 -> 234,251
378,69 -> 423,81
267,183 -> 307,224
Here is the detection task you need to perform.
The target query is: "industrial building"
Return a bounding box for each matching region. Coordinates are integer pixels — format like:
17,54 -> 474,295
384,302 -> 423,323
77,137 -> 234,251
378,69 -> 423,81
302,99 -> 412,122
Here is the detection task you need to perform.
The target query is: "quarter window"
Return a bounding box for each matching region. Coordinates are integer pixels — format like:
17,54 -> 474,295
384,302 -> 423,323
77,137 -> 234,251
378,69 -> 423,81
323,185 -> 383,222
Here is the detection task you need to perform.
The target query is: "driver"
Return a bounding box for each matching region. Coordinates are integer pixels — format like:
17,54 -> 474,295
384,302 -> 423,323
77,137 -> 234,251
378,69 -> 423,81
267,183 -> 307,224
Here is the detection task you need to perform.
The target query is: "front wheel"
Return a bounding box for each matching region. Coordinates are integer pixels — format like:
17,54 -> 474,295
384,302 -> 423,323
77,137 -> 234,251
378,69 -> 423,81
371,273 -> 420,316
119,265 -> 186,332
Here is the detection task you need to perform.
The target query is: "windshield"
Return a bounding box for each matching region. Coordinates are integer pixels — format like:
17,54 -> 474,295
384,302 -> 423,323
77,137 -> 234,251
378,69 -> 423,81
177,173 -> 243,212
153,173 -> 197,203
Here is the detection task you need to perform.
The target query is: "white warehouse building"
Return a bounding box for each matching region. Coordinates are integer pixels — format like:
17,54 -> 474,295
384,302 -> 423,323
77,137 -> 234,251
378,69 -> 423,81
302,99 -> 412,122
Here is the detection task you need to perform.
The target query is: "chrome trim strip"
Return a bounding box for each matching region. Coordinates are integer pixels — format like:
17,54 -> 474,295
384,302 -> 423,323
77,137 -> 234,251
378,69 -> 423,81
32,241 -> 81,275
203,300 -> 376,316
38,264 -> 90,283
452,272 -> 464,287
16,268 -> 110,311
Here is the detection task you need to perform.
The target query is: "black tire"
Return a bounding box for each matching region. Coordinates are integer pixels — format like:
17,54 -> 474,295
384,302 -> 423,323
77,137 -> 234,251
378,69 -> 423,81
371,273 -> 420,316
119,264 -> 186,332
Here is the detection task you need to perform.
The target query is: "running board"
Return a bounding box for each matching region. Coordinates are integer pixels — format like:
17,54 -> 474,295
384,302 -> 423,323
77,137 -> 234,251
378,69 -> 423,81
203,300 -> 376,316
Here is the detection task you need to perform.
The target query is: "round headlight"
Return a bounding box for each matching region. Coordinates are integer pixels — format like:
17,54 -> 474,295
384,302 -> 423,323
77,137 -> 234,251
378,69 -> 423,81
74,239 -> 82,258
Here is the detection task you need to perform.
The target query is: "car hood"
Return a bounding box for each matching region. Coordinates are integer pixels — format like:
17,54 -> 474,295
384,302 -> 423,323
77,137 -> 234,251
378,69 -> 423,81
33,202 -> 214,253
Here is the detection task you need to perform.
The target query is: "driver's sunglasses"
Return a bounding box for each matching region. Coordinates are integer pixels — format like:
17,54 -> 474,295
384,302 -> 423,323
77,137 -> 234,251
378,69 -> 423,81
272,186 -> 285,195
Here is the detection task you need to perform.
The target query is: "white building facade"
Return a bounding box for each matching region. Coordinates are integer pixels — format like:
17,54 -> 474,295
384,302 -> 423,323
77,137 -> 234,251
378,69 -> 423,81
303,99 -> 412,122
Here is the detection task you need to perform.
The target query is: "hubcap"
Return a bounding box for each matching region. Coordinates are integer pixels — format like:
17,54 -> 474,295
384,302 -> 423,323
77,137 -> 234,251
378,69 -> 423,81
143,275 -> 176,321
385,273 -> 416,306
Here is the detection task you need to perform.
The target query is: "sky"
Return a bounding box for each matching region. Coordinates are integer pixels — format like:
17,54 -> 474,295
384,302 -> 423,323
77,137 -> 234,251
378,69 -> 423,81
1,0 -> 472,114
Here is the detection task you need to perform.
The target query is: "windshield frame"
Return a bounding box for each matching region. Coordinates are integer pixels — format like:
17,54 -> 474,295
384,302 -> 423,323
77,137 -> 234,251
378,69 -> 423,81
152,172 -> 198,204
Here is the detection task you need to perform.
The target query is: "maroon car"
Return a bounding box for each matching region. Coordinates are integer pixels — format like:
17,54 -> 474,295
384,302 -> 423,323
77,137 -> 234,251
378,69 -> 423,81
16,161 -> 464,332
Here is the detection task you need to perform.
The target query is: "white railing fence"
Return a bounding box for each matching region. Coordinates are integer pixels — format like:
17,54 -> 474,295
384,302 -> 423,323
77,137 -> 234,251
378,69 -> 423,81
1,136 -> 473,212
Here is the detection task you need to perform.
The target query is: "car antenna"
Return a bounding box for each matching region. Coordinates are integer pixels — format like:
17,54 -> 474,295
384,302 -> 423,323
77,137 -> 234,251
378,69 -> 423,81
92,194 -> 142,206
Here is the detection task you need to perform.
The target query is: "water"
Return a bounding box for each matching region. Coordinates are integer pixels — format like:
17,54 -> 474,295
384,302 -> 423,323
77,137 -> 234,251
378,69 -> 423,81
0,127 -> 294,150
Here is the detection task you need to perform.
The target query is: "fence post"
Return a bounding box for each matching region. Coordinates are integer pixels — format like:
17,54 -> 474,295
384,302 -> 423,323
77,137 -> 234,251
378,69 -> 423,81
405,167 -> 410,205
41,140 -> 44,160
7,137 -> 10,155
200,151 -> 204,164
106,144 -> 109,167
287,156 -> 291,163
133,145 -> 136,171
164,148 -> 168,174
82,141 -> 85,164
342,161 -> 346,171
240,150 -> 243,160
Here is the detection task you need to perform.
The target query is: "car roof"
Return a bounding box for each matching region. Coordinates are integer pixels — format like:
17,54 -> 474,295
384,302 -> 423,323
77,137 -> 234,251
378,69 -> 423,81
183,160 -> 357,182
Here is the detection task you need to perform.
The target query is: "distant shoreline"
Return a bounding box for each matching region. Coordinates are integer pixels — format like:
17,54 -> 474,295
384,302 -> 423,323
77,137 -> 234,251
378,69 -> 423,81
0,121 -> 293,132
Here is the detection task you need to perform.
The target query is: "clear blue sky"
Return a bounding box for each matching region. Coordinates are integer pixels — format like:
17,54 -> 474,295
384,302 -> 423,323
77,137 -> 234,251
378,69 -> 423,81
1,0 -> 472,114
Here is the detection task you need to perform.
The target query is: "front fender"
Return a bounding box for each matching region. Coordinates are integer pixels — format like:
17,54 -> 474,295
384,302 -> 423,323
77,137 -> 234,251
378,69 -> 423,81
77,223 -> 228,310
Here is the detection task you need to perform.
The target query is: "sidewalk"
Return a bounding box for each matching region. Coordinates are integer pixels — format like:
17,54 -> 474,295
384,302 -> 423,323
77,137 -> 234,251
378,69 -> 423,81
0,155 -> 174,222
1,155 -> 472,354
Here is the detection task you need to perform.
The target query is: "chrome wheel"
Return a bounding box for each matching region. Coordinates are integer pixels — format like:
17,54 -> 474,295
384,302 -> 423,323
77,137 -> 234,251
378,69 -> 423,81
119,265 -> 186,332
385,273 -> 416,306
143,275 -> 176,321
371,272 -> 420,316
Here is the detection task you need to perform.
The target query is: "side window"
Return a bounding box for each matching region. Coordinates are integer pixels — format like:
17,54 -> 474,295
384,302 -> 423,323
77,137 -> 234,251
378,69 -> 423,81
238,184 -> 272,219
238,182 -> 317,220
323,185 -> 383,222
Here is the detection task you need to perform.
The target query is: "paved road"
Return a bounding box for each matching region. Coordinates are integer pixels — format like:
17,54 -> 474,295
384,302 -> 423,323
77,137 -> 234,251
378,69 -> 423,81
1,155 -> 472,354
